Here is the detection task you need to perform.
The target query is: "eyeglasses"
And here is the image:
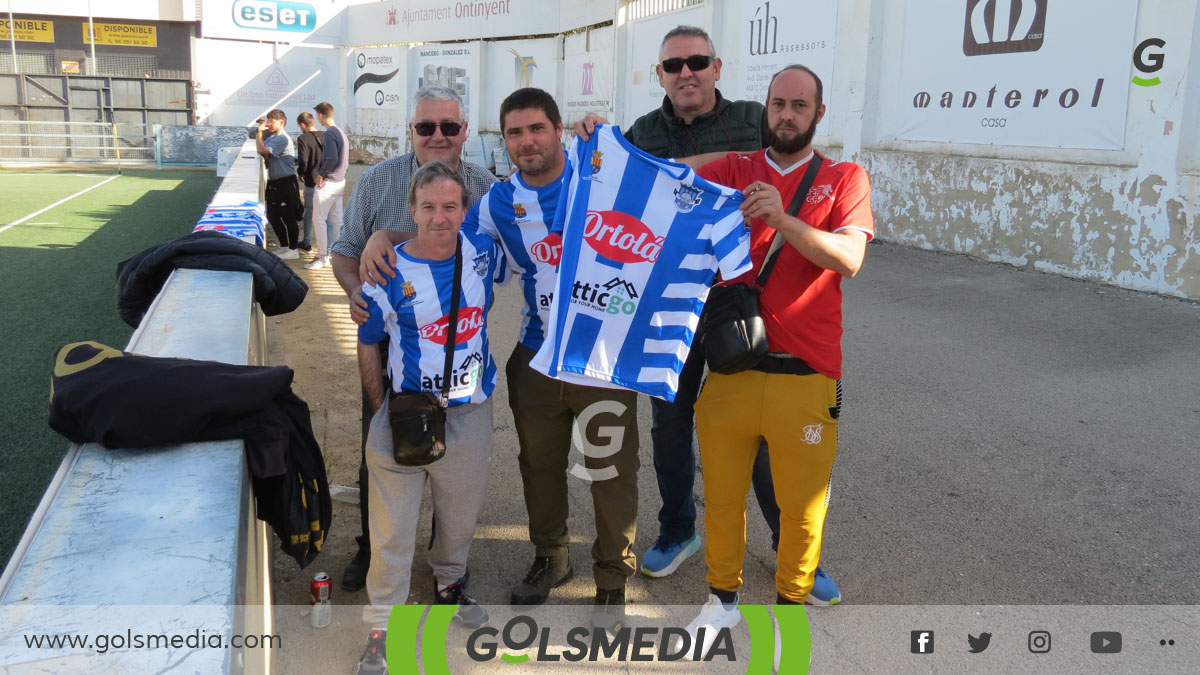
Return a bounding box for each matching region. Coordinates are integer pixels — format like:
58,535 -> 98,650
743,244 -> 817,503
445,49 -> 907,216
412,121 -> 463,137
660,55 -> 715,74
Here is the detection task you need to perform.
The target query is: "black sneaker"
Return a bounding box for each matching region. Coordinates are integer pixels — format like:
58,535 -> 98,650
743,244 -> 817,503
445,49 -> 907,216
510,556 -> 572,605
342,546 -> 370,592
434,575 -> 488,629
591,587 -> 626,632
354,629 -> 387,675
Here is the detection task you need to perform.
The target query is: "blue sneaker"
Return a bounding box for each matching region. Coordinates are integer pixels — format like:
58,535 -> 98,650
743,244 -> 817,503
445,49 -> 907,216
806,566 -> 841,606
640,534 -> 701,577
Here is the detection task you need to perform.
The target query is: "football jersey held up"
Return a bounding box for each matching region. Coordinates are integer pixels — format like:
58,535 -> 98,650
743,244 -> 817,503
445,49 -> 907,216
530,125 -> 751,401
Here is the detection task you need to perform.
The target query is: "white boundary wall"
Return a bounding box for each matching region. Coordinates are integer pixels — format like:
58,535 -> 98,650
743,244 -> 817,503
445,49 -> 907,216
184,0 -> 1199,299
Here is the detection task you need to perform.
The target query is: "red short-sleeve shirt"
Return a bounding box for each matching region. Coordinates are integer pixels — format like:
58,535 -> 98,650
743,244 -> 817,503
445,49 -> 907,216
699,150 -> 874,379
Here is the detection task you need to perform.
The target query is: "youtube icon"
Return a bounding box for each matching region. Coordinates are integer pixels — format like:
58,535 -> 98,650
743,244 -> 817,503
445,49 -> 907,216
1091,632 -> 1122,654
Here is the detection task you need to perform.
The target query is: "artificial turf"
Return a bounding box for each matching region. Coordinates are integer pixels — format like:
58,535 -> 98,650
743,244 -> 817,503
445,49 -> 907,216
0,168 -> 221,569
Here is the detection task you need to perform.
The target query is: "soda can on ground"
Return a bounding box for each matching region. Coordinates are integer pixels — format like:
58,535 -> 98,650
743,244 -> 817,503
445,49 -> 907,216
310,572 -> 332,628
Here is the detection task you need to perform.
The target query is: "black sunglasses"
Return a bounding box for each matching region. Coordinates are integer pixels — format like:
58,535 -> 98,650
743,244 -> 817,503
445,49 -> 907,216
412,121 -> 463,137
660,55 -> 715,74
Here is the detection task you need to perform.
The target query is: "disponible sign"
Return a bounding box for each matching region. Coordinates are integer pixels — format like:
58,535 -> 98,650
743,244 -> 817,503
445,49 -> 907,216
0,18 -> 54,43
890,0 -> 1138,149
83,23 -> 158,47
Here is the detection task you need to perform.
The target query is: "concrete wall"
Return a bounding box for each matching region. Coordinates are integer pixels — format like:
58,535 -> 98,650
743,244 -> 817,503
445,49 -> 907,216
849,0 -> 1199,300
160,125 -> 250,164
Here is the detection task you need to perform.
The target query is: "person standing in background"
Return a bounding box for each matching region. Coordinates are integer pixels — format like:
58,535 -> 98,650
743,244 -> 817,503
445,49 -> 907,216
295,112 -> 325,253
256,109 -> 302,259
308,102 -> 349,270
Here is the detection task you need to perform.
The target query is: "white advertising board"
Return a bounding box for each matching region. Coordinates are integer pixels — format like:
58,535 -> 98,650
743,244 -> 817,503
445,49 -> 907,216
353,47 -> 406,110
562,26 -> 615,123
731,0 -> 838,130
415,42 -> 482,132
194,40 -> 340,127
480,38 -> 560,131
889,0 -> 1138,149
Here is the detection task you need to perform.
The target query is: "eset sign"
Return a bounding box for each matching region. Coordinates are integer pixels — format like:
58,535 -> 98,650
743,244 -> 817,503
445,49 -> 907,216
232,0 -> 317,33
203,0 -> 324,41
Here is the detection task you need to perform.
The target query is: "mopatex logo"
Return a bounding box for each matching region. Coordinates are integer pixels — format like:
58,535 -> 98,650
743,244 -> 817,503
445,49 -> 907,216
962,0 -> 1046,56
386,605 -> 812,673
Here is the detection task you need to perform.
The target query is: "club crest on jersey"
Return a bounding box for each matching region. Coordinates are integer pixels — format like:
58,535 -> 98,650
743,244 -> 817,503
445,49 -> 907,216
673,184 -> 703,213
513,202 -> 527,219
583,210 -> 663,264
472,252 -> 489,278
590,150 -> 603,174
530,232 -> 563,266
420,307 -> 485,346
398,280 -> 420,306
806,184 -> 834,205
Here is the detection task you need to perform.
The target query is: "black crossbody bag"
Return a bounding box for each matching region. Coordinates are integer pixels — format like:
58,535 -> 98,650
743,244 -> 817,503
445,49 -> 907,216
388,237 -> 462,466
703,154 -> 824,375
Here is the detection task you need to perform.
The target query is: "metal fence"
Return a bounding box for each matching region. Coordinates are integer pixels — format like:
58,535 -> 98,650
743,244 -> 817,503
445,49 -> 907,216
0,120 -> 155,164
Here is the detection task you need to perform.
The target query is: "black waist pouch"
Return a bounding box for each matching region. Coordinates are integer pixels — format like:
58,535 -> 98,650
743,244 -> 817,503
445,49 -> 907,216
388,391 -> 447,466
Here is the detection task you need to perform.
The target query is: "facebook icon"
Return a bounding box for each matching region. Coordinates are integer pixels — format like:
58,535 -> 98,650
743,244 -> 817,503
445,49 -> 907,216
911,630 -> 935,654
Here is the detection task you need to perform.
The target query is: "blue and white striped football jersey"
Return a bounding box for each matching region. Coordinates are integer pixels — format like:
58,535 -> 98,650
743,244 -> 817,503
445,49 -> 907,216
529,125 -> 752,401
465,166 -> 566,352
359,230 -> 508,406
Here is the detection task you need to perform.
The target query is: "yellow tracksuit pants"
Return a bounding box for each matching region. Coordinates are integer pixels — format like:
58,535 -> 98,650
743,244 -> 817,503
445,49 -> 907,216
695,369 -> 839,603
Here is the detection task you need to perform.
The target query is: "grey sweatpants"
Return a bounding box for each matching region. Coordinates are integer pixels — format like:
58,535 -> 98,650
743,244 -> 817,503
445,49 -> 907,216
362,397 -> 494,628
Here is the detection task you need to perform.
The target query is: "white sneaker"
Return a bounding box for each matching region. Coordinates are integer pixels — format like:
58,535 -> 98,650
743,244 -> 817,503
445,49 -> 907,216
304,256 -> 325,269
322,255 -> 332,266
671,594 -> 742,661
276,248 -> 300,260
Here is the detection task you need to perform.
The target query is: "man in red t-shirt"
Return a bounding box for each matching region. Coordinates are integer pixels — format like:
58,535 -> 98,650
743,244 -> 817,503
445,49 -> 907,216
675,64 -> 874,656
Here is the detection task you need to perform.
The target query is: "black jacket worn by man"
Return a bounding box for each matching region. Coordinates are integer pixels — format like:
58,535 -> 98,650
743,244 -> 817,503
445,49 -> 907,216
296,129 -> 325,188
623,89 -> 765,158
48,341 -> 331,568
115,230 -> 307,328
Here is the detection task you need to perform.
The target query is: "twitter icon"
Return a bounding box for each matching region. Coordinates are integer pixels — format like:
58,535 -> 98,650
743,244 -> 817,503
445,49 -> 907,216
968,633 -> 992,653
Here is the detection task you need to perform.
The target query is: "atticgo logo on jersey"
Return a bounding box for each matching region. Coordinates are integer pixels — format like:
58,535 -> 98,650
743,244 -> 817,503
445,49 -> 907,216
583,211 -> 664,264
673,185 -> 703,213
571,277 -> 639,315
420,307 -> 485,345
962,0 -> 1045,56
531,233 -> 563,266
513,202 -> 528,219
806,184 -> 834,205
